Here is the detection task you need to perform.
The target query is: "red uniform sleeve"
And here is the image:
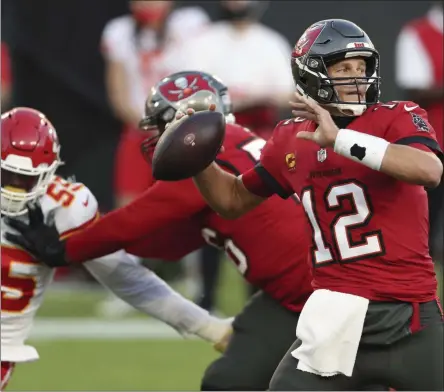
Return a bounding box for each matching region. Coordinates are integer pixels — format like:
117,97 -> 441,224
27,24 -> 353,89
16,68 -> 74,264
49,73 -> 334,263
385,103 -> 443,159
125,218 -> 205,260
242,122 -> 294,199
65,179 -> 207,263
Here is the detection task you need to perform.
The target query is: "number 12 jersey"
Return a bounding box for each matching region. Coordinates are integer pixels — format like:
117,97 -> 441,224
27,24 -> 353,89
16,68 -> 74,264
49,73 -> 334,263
242,101 -> 443,302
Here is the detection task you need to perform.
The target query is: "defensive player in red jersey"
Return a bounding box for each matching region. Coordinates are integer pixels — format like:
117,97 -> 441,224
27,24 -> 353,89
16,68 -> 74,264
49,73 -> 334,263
169,20 -> 443,390
4,72 -> 317,391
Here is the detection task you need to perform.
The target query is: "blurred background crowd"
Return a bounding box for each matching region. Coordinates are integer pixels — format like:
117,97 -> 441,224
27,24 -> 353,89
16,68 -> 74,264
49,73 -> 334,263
1,1 -> 443,389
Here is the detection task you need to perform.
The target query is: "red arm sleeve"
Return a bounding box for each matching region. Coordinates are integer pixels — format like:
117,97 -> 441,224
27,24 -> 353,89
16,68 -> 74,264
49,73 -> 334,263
125,218 -> 205,260
242,122 -> 294,199
65,180 -> 206,263
386,104 -> 443,160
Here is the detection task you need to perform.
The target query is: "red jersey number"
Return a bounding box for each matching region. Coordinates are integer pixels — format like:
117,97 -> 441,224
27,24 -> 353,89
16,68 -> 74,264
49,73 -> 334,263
1,247 -> 38,313
47,177 -> 83,207
302,181 -> 385,265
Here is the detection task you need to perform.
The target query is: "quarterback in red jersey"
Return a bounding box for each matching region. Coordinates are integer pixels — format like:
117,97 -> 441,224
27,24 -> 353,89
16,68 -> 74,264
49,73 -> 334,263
5,71 -> 316,390
168,20 -> 442,390
252,98 -> 440,303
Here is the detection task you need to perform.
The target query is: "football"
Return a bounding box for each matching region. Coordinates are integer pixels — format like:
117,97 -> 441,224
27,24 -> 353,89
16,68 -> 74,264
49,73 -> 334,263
152,111 -> 226,181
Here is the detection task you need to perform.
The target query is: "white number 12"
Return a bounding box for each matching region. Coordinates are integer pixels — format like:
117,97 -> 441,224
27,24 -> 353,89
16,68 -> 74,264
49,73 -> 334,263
302,182 -> 385,265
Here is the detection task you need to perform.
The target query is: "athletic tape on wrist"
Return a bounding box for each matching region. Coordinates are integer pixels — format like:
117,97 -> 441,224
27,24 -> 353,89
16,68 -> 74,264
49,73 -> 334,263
334,129 -> 390,171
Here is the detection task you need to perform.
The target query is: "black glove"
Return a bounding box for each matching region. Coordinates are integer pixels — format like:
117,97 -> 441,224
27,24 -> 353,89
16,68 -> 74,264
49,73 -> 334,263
4,202 -> 69,267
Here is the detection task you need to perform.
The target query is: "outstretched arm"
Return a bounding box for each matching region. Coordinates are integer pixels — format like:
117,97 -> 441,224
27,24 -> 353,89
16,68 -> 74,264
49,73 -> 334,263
170,108 -> 269,219
4,181 -> 207,266
85,250 -> 232,345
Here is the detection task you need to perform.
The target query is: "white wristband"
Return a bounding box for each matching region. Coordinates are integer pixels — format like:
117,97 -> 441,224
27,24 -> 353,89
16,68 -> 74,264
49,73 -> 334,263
333,129 -> 390,171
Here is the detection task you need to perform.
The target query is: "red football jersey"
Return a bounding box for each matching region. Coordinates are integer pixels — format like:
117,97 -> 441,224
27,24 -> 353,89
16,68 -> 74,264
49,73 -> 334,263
66,124 -> 313,312
243,101 -> 442,302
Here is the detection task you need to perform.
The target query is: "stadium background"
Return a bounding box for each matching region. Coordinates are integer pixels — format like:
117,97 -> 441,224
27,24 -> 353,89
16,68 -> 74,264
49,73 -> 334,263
1,0 -> 442,390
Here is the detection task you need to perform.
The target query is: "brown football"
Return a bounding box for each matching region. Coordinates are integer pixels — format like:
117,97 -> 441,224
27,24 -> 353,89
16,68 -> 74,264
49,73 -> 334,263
152,111 -> 226,181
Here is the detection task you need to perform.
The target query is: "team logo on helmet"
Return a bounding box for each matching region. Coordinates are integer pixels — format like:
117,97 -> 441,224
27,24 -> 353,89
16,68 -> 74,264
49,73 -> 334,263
158,74 -> 217,102
292,21 -> 327,57
168,77 -> 199,99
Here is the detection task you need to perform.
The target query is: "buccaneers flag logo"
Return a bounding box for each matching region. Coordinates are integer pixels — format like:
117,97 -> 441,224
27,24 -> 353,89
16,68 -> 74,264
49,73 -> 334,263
292,21 -> 327,57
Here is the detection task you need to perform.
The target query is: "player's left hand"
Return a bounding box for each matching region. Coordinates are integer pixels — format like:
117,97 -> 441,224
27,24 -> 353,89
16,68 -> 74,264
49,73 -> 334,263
290,92 -> 339,148
4,202 -> 69,267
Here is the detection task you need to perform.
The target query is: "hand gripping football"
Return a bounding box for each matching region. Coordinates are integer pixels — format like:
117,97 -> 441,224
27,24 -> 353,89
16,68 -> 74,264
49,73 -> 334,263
152,111 -> 226,181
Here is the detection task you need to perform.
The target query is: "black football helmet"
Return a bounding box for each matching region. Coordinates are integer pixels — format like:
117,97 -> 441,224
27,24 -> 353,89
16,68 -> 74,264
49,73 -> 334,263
291,19 -> 381,116
140,71 -> 234,161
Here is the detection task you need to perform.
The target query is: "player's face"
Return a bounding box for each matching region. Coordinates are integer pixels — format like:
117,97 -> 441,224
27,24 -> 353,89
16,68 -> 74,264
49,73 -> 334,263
327,58 -> 367,103
1,169 -> 39,193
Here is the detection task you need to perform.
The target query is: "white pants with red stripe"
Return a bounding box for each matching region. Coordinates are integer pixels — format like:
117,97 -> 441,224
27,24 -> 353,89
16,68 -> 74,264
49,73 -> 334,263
1,362 -> 15,390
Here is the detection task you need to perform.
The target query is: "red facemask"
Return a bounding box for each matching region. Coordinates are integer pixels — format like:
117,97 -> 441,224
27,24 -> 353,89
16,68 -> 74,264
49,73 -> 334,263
132,7 -> 169,25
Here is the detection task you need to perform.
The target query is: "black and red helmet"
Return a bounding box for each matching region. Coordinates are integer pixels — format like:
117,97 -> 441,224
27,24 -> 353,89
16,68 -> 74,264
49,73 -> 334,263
140,70 -> 234,160
291,19 -> 381,116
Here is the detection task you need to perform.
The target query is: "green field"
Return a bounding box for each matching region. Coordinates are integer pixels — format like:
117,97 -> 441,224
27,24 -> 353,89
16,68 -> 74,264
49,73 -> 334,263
8,260 -> 247,391
7,261 -> 443,391
9,340 -> 219,390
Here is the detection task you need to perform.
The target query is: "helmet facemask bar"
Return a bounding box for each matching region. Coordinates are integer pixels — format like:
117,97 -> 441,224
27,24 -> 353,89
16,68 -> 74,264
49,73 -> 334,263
140,106 -> 178,163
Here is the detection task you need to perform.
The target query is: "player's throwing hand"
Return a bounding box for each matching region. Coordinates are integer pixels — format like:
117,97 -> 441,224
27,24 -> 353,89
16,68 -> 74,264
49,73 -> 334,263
164,103 -> 225,155
290,93 -> 340,148
168,103 -> 217,125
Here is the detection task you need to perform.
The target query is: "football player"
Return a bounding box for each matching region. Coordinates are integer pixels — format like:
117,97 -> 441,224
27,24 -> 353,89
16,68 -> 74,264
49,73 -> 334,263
4,73 -> 315,391
0,107 -> 232,389
171,20 -> 443,390
4,72 -> 390,391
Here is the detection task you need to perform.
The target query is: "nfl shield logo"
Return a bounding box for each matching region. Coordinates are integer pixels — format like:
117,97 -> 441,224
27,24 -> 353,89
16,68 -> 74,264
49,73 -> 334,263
317,148 -> 327,162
